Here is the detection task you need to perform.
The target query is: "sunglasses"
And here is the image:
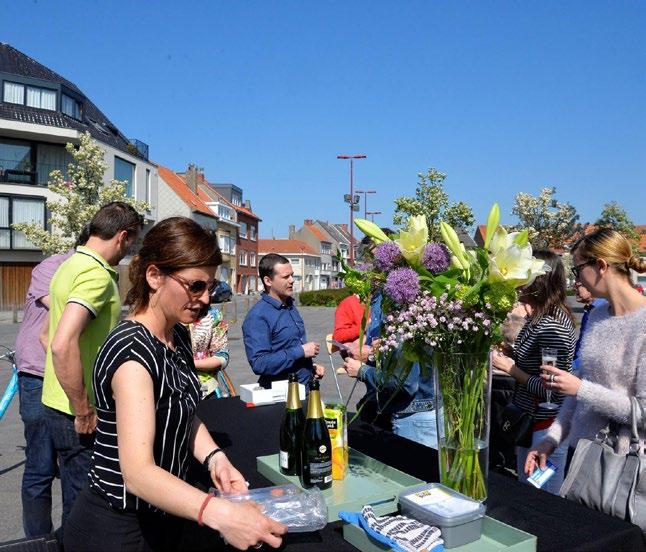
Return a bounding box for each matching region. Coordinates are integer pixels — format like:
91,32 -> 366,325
571,259 -> 596,279
167,273 -> 217,297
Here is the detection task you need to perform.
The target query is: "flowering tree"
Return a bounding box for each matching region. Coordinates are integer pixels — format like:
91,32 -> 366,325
393,168 -> 475,242
511,187 -> 579,249
12,132 -> 148,254
595,201 -> 639,252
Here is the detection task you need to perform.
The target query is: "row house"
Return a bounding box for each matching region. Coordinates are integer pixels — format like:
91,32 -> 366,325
210,183 -> 261,294
289,220 -> 336,289
258,239 -> 320,293
0,43 -> 158,308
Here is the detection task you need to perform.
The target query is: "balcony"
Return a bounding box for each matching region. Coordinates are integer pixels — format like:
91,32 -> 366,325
0,158 -> 69,186
128,139 -> 149,161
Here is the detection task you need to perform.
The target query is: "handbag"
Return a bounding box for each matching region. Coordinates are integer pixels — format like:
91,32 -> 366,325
499,403 -> 534,448
560,397 -> 646,532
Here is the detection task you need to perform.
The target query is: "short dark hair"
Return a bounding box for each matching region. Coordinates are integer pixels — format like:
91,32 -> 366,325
74,224 -> 91,248
88,202 -> 144,240
259,253 -> 290,289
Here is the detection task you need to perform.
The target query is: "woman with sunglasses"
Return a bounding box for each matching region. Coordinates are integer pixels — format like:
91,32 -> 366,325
492,250 -> 576,494
525,228 -> 646,480
65,217 -> 286,551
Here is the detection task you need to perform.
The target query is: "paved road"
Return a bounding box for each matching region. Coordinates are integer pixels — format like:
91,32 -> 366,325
0,299 -> 362,542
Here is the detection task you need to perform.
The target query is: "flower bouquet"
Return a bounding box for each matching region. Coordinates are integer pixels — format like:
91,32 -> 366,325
343,204 -> 546,501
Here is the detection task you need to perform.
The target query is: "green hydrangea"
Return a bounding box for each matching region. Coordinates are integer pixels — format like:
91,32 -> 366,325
482,283 -> 518,314
454,284 -> 479,308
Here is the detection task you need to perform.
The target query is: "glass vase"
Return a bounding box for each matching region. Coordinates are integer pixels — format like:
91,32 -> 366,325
433,350 -> 492,502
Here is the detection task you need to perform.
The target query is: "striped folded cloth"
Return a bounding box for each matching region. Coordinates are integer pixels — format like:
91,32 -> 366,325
339,505 -> 444,552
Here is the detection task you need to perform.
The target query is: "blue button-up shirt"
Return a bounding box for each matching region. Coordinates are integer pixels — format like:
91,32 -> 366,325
242,293 -> 313,388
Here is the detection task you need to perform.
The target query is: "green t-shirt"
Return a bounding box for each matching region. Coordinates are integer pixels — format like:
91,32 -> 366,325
42,246 -> 121,415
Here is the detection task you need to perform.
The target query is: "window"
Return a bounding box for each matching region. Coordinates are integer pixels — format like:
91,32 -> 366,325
0,195 -> 46,249
249,275 -> 257,291
239,222 -> 248,239
145,169 -> 151,204
219,234 -> 235,254
250,252 -> 256,267
231,194 -> 241,206
321,242 -> 331,255
61,94 -> 82,119
115,156 -> 135,197
0,138 -> 33,184
3,82 -> 55,110
217,203 -> 234,221
290,258 -> 300,265
239,250 -> 248,266
36,143 -> 69,186
249,225 -> 257,241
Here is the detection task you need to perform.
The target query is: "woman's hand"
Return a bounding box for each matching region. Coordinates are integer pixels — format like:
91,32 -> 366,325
491,349 -> 514,374
209,453 -> 248,494
539,364 -> 581,396
524,441 -> 556,476
343,357 -> 362,378
205,499 -> 287,549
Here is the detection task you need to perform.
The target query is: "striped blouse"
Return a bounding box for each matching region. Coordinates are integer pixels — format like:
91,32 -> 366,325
511,308 -> 576,422
89,320 -> 201,511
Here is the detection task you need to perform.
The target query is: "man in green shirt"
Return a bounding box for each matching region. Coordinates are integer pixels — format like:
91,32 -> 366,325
42,202 -> 143,534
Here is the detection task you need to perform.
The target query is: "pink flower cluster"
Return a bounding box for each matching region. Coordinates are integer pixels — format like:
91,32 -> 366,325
379,290 -> 493,354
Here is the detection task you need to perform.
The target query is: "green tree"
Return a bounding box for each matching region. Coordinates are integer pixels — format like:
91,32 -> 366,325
12,132 -> 148,254
393,168 -> 475,242
595,201 -> 639,250
511,187 -> 579,249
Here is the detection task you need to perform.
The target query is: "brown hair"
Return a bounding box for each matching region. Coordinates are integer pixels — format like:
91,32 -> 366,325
521,249 -> 574,325
125,217 -> 222,313
89,201 -> 144,239
572,228 -> 646,279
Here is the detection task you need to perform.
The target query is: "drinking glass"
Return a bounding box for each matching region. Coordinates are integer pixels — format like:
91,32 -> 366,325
538,347 -> 559,411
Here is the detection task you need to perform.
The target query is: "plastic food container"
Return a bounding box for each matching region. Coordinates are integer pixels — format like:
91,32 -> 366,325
399,483 -> 486,548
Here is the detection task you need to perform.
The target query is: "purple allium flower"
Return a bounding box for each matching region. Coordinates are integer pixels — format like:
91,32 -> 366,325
422,243 -> 450,274
384,267 -> 420,305
373,241 -> 402,272
354,262 -> 372,272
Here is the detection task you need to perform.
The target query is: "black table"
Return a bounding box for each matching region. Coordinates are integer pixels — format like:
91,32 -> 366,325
182,398 -> 645,552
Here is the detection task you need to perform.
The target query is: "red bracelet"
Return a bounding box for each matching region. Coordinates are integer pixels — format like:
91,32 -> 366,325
197,493 -> 214,527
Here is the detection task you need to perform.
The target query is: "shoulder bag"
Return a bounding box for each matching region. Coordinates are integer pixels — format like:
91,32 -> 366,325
499,402 -> 534,448
560,397 -> 646,531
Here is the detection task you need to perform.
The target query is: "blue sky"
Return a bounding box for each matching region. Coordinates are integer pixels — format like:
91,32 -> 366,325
3,1 -> 645,238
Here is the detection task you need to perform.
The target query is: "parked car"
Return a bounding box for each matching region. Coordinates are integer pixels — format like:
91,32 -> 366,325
210,280 -> 233,303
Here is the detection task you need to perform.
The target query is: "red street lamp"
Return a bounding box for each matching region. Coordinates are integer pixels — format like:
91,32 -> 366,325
354,189 -> 376,219
337,154 -> 366,264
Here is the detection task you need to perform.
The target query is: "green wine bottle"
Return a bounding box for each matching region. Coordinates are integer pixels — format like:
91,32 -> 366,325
279,373 -> 305,476
300,378 -> 332,489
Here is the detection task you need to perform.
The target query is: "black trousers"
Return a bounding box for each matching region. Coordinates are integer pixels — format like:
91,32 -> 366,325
64,485 -> 183,551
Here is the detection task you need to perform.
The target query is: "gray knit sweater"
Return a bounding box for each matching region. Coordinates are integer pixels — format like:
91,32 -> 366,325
544,304 -> 646,454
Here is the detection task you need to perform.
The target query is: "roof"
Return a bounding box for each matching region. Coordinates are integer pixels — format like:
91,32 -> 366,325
316,220 -> 349,246
258,239 -> 317,255
202,181 -> 260,221
304,221 -> 328,242
158,166 -> 216,219
0,43 -> 144,159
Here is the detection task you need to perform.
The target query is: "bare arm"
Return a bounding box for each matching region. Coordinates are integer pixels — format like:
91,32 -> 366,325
193,356 -> 225,372
50,302 -> 94,432
114,361 -> 286,549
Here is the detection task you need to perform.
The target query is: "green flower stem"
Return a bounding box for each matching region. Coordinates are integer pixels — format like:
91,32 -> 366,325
435,351 -> 489,501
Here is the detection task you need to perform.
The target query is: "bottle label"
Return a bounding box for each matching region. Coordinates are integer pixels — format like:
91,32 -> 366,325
279,450 -> 289,469
307,459 -> 332,484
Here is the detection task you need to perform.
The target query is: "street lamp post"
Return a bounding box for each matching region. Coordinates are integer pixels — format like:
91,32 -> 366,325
366,210 -> 382,223
337,154 -> 366,265
355,189 -> 376,219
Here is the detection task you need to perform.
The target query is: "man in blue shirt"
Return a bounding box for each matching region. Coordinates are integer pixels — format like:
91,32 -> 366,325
572,280 -> 607,375
243,254 -> 325,388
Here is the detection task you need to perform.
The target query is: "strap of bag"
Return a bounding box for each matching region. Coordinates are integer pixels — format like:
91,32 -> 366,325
630,397 -> 644,451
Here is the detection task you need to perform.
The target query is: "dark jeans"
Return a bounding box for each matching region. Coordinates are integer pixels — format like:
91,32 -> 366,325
44,405 -> 94,539
65,485 -> 183,551
18,373 -> 57,537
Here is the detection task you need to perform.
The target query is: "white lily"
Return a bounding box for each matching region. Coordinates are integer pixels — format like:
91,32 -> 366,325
395,215 -> 428,265
488,228 -> 547,287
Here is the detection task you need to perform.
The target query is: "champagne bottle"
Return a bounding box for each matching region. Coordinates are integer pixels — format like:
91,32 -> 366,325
279,373 -> 305,475
300,378 -> 332,489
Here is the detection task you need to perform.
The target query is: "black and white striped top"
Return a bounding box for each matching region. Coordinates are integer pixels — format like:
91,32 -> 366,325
89,320 -> 201,511
511,308 -> 576,422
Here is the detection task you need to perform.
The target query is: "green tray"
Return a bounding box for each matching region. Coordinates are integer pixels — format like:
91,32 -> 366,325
343,516 -> 537,551
256,448 -> 424,523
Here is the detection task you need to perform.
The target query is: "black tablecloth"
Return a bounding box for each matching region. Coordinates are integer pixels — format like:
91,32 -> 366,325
182,398 -> 645,552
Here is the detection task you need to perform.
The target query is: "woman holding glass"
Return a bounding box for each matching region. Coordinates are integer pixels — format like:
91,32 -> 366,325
525,229 -> 646,480
491,250 -> 576,494
65,217 -> 285,551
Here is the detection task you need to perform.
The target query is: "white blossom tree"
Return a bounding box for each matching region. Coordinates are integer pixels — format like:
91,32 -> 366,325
511,187 -> 579,249
12,132 -> 148,254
